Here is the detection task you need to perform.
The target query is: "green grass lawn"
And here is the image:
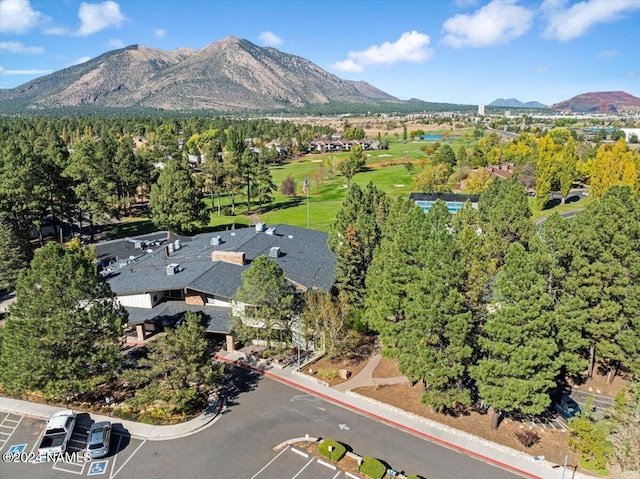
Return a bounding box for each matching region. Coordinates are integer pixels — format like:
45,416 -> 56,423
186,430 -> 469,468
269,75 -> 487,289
107,131 -> 581,236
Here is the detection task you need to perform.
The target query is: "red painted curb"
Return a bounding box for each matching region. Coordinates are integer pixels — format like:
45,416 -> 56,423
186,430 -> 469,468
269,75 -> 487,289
215,356 -> 542,479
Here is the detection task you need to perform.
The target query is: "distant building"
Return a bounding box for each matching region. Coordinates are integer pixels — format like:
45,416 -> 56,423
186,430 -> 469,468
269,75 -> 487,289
410,192 -> 480,214
478,104 -> 485,116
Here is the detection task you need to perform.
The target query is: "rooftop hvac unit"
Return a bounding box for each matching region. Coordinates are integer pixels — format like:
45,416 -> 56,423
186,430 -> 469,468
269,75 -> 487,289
255,222 -> 266,232
211,235 -> 222,246
265,227 -> 276,235
167,243 -> 174,254
174,239 -> 181,250
269,246 -> 281,258
166,263 -> 180,275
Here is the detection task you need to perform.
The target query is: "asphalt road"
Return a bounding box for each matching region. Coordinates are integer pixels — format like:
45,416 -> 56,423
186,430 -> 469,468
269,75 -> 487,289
1,366 -> 526,479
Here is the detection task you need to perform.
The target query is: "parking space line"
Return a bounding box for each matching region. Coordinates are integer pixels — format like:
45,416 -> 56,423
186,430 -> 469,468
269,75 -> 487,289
331,470 -> 342,479
291,457 -> 314,479
0,414 -> 22,452
250,446 -> 290,479
317,458 -> 337,470
110,436 -> 146,479
52,458 -> 86,475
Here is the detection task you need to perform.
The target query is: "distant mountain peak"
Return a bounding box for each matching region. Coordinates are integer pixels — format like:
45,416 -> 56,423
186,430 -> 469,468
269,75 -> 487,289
488,98 -> 547,109
551,91 -> 640,113
0,37 -> 400,112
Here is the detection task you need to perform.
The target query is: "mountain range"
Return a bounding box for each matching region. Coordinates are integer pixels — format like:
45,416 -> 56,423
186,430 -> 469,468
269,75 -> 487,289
1,37 -> 639,115
487,98 -> 547,109
0,37 -> 402,113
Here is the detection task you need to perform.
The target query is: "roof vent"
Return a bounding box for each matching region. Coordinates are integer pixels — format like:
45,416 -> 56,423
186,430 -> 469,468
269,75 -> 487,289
255,222 -> 266,232
265,227 -> 276,235
166,263 -> 181,275
288,235 -> 293,239
269,246 -> 281,258
211,235 -> 222,246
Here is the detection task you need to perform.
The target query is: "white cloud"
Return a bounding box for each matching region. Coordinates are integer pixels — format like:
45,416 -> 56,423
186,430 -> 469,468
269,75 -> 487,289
0,65 -> 4,74
624,71 -> 637,78
72,56 -> 92,65
0,41 -> 44,54
541,0 -> 640,41
77,1 -> 127,36
453,0 -> 480,7
331,31 -> 432,73
441,0 -> 534,48
1,68 -> 52,74
107,38 -> 125,48
44,27 -> 69,35
0,0 -> 47,34
598,49 -> 618,58
153,28 -> 166,38
534,65 -> 548,74
258,31 -> 283,47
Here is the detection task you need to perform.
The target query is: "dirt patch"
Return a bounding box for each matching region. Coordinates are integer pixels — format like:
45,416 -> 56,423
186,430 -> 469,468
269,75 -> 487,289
372,356 -> 401,379
304,355 -> 370,387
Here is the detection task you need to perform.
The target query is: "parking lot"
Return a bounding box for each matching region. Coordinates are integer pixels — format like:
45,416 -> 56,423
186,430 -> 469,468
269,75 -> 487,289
251,446 -> 350,479
0,412 -> 146,478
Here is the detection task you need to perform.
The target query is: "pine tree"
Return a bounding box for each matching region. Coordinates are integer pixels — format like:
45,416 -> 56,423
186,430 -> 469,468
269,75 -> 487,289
562,186 -> 640,381
149,160 -> 207,234
471,242 -> 558,429
0,242 -> 126,399
233,256 -> 295,348
329,182 -> 388,307
401,201 -> 474,412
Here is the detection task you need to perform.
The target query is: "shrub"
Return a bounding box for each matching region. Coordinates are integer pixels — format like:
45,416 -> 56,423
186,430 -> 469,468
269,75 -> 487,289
358,457 -> 386,479
318,439 -> 346,462
316,368 -> 340,380
514,430 -> 540,448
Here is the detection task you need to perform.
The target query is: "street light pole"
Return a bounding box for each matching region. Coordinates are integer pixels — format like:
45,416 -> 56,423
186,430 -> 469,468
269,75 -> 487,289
561,454 -> 568,479
297,316 -> 301,370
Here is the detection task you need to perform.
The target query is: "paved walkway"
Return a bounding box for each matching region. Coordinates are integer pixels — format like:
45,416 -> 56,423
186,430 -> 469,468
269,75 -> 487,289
333,353 -> 409,392
0,352 -> 595,479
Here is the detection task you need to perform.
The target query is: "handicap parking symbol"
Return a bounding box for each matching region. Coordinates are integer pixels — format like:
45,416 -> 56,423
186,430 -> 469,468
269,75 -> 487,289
88,460 -> 109,475
7,444 -> 26,454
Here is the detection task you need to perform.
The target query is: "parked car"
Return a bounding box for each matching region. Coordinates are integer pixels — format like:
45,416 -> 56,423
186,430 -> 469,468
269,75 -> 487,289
38,410 -> 77,458
86,421 -> 112,459
553,395 -> 582,419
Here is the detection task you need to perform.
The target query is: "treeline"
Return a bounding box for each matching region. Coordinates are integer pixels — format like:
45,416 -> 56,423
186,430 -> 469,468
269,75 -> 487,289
329,180 -> 640,428
412,127 -> 640,204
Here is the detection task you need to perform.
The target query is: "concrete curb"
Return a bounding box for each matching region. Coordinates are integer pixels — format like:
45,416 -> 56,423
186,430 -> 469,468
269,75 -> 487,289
0,394 -> 223,442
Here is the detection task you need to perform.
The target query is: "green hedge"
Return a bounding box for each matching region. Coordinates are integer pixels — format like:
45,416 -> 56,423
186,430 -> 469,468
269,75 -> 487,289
359,457 -> 386,479
406,475 -> 422,479
318,439 -> 346,462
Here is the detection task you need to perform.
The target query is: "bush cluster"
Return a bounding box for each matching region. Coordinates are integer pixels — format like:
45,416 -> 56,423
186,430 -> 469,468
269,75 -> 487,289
318,439 -> 346,462
514,429 -> 540,448
358,456 -> 386,479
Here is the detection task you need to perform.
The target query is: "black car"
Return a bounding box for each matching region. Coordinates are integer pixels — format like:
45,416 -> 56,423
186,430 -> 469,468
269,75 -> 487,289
553,395 -> 582,419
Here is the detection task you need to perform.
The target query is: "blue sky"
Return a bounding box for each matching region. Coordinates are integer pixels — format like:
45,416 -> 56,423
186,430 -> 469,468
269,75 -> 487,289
1,0 -> 639,105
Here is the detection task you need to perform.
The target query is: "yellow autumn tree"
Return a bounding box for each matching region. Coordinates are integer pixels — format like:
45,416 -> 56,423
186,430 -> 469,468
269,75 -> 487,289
465,169 -> 493,194
590,139 -> 638,199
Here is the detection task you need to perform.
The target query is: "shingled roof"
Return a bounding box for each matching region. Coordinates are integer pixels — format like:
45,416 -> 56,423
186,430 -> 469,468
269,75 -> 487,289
96,224 -> 336,300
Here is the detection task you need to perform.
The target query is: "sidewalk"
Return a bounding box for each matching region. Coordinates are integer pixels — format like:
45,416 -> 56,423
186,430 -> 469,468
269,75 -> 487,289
0,394 -> 222,441
215,351 -> 595,479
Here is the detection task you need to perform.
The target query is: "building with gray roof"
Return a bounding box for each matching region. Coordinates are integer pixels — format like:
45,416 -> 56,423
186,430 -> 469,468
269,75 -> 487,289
95,224 -> 336,345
